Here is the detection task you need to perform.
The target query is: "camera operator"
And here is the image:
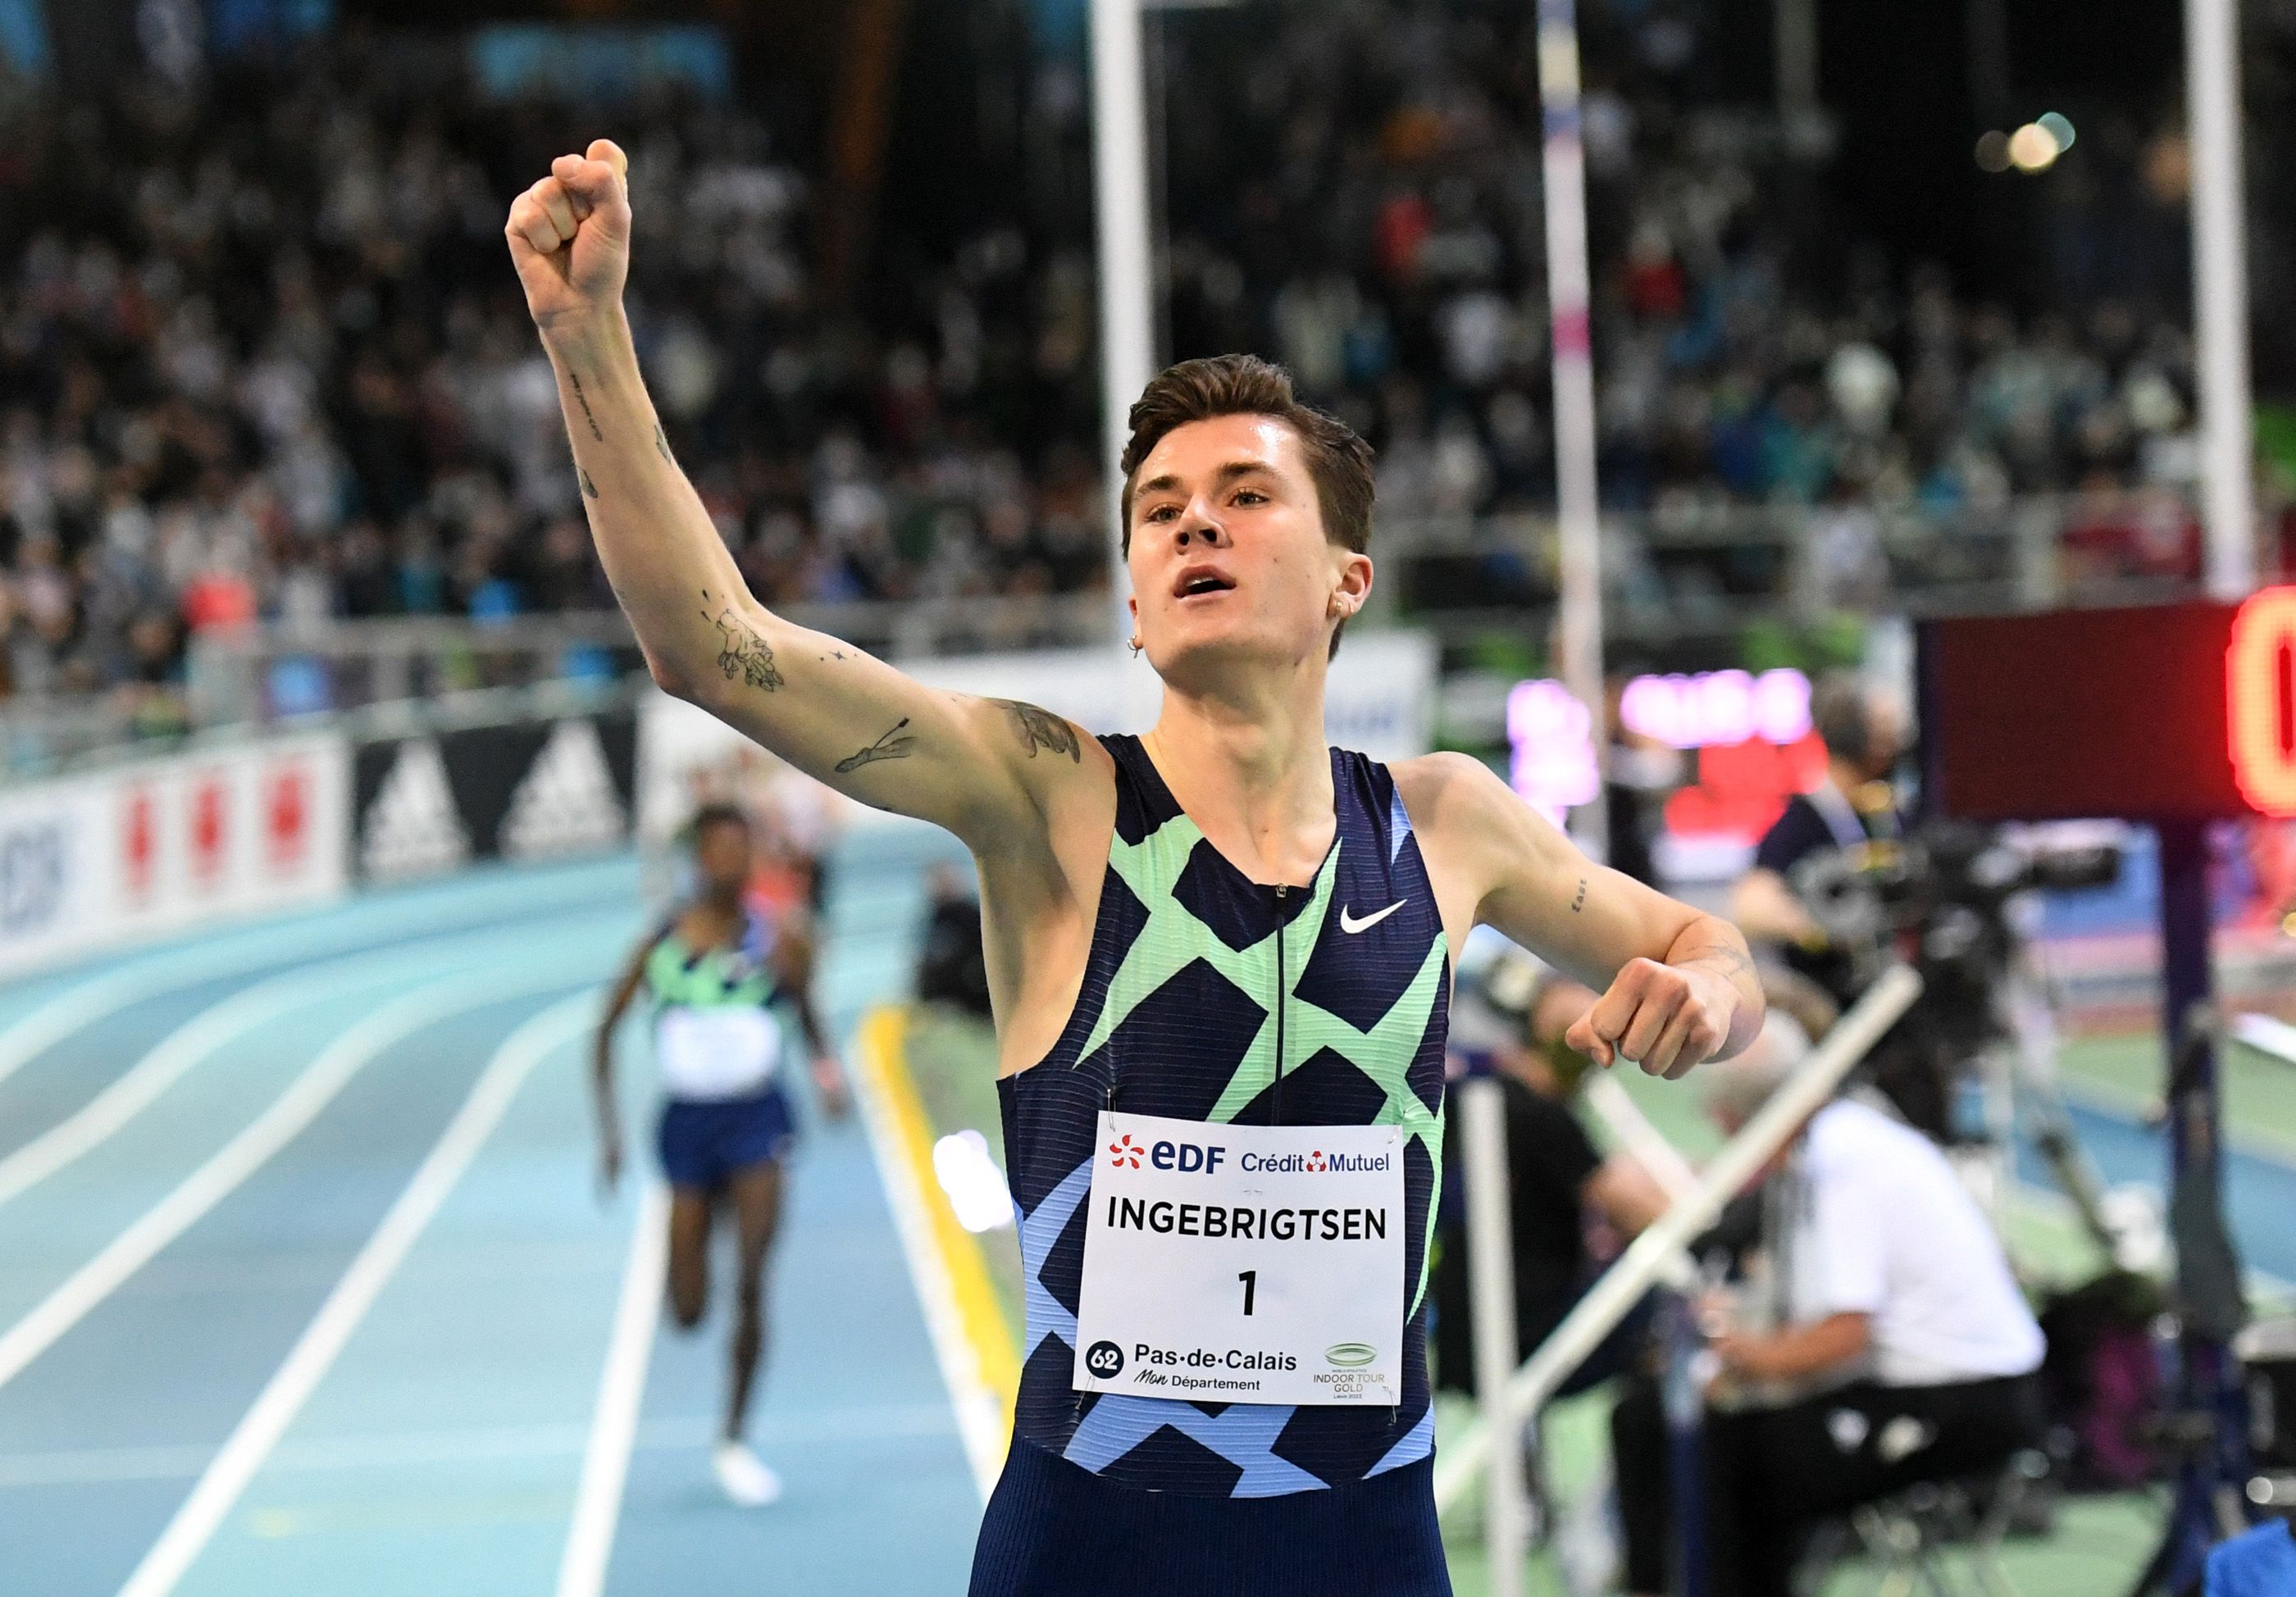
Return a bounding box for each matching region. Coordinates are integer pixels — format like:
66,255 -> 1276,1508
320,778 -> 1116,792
1609,1028 -> 2045,1597
1731,673 -> 1906,1008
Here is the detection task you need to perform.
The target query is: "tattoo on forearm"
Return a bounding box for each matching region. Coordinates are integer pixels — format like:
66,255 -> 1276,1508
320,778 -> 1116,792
1683,942 -> 1756,982
1571,876 -> 1587,912
578,466 -> 599,500
835,717 -> 917,774
654,421 -> 674,465
699,602 -> 783,691
568,370 -> 604,441
999,699 -> 1080,762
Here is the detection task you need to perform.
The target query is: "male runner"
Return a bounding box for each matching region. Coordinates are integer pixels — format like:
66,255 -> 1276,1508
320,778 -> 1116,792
593,802 -> 846,1506
511,140 -> 1761,1594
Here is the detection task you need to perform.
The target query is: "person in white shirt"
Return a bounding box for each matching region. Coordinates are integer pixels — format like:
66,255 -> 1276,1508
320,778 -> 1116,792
1610,1016 -> 2046,1597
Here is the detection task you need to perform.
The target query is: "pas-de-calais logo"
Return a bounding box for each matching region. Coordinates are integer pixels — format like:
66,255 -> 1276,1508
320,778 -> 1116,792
1109,1135 -> 1144,1169
1307,1149 -> 1327,1173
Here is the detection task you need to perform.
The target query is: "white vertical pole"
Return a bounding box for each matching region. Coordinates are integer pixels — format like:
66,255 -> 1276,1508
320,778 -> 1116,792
1774,0 -> 1818,116
1460,1077 -> 1528,1597
1536,0 -> 1609,862
2186,0 -> 2256,598
1091,0 -> 1159,645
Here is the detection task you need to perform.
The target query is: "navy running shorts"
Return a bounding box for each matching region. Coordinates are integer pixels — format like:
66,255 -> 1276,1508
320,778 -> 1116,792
655,1088 -> 795,1189
970,1438 -> 1451,1595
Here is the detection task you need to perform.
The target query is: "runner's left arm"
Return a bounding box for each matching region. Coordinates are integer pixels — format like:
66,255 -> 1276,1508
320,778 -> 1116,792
1403,753 -> 1761,1078
772,916 -> 850,1118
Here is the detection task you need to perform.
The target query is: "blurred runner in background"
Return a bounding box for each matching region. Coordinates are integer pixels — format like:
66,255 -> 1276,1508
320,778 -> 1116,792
593,801 -> 849,1507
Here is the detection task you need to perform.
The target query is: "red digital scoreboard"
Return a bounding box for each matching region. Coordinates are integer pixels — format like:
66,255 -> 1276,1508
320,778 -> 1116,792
1925,587 -> 2296,823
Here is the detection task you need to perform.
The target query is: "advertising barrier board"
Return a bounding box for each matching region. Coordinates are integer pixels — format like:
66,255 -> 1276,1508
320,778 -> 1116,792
349,709 -> 639,883
0,732 -> 350,979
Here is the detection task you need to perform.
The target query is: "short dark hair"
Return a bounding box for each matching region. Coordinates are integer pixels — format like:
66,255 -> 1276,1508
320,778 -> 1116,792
1119,355 -> 1374,553
689,802 -> 750,844
1118,356 -> 1375,658
1811,672 -> 1872,762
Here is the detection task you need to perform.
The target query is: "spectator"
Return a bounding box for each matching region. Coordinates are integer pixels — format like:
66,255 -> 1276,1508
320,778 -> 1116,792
1609,1018 -> 2046,1597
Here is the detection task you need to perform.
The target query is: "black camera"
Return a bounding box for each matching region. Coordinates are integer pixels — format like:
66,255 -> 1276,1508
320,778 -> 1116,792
1791,821 -> 2122,1131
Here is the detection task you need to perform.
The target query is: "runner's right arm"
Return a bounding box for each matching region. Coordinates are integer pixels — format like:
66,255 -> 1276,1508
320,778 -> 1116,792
591,936 -> 650,1190
505,141 -> 1086,854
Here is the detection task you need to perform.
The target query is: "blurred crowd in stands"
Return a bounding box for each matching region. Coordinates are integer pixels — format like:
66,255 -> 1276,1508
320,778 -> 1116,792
0,46 -> 1111,723
0,4 -> 2262,724
1144,0 -> 2231,610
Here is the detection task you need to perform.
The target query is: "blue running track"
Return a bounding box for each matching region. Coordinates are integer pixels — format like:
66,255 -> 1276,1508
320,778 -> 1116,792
0,845 -> 982,1597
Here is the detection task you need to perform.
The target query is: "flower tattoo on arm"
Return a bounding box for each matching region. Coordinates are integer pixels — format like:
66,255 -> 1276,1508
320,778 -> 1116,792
700,603 -> 783,691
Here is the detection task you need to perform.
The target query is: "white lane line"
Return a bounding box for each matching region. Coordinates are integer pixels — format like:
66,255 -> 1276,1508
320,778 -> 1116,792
0,870 -> 625,1099
0,967 -> 594,1395
0,1406 -> 960,1490
555,1179 -> 669,1597
114,995 -> 595,1597
847,1012 -> 1008,1502
0,910 -> 619,1211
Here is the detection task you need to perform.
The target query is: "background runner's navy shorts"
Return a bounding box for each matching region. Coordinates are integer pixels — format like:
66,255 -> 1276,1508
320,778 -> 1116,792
656,1088 -> 795,1188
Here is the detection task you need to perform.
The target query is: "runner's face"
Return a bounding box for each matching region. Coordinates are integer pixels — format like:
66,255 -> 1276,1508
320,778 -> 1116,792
694,821 -> 751,895
1124,414 -> 1369,678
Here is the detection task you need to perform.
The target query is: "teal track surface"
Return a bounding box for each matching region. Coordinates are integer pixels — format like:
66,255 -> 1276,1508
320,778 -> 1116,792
2024,1103 -> 2296,1284
0,844 -> 981,1597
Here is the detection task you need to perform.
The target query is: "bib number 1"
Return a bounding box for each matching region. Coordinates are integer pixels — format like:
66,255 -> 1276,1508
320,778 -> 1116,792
1071,1109 -> 1405,1405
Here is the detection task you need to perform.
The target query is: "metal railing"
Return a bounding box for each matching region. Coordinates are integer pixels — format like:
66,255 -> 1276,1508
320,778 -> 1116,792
0,697 -> 171,778
2,490 -> 2253,771
1374,489 -> 2226,644
176,592 -> 1112,734
4,676 -> 645,787
1441,965 -> 1926,1572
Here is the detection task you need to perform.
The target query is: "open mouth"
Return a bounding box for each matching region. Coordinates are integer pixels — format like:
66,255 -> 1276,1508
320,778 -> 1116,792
1173,569 -> 1236,599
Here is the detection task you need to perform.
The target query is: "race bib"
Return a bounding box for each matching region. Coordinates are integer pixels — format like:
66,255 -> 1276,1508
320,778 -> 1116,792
1072,1110 -> 1405,1406
654,1007 -> 782,1100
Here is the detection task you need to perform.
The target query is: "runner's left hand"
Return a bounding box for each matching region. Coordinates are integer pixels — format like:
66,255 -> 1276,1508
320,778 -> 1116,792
1564,958 -> 1735,1080
812,1055 -> 850,1120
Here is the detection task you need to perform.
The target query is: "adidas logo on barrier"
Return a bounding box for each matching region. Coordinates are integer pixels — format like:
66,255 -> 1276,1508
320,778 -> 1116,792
500,719 -> 626,860
360,739 -> 471,880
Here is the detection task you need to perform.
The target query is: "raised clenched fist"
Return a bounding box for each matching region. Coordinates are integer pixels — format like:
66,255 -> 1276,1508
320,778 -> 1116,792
504,138 -> 632,336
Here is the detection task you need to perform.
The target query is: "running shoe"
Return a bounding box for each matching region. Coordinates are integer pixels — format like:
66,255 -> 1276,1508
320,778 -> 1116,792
713,1440 -> 783,1507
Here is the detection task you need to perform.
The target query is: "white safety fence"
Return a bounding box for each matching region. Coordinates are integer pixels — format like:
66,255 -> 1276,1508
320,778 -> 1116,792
1441,965 -> 1926,1585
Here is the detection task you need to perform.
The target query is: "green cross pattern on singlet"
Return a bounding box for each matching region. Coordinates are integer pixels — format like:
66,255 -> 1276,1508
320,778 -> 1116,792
1074,810 -> 1449,1313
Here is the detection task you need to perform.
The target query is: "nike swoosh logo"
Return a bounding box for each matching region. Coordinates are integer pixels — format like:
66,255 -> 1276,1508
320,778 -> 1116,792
1338,901 -> 1405,935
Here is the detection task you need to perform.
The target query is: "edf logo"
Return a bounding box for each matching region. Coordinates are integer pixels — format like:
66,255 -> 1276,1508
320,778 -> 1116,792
1150,1140 -> 1226,1174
